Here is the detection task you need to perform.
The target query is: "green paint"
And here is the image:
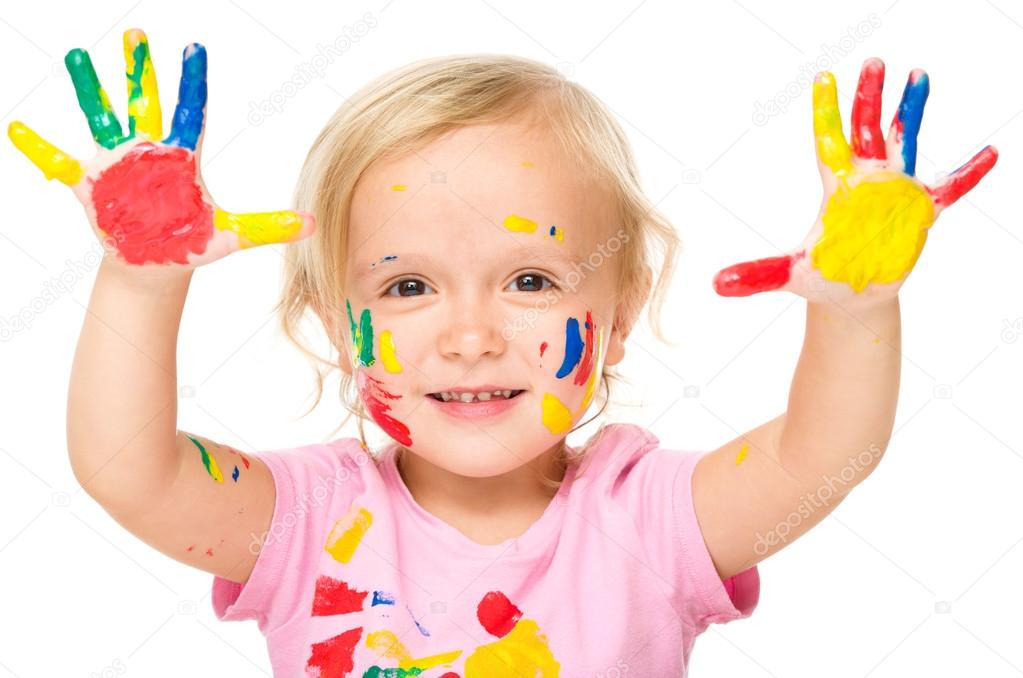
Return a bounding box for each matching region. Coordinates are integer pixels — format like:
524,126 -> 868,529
65,48 -> 124,149
186,434 -> 222,482
346,298 -> 375,367
125,41 -> 148,138
362,667 -> 423,678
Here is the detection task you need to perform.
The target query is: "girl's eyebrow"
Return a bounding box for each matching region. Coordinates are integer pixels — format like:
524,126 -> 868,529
361,247 -> 580,274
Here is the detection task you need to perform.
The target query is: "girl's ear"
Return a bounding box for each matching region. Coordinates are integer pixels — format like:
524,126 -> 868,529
604,264 -> 652,367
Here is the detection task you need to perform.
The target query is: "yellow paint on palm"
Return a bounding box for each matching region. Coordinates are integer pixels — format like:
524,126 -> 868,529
213,208 -> 306,248
123,29 -> 163,140
464,619 -> 560,677
812,173 -> 935,292
324,506 -> 373,563
504,214 -> 538,233
365,630 -> 462,670
8,122 -> 84,185
541,393 -> 573,434
735,442 -> 749,465
379,329 -> 403,373
813,72 -> 854,176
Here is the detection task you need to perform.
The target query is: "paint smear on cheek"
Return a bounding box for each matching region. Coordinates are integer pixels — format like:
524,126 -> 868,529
357,371 -> 413,446
379,329 -> 403,373
92,143 -> 214,265
346,299 -> 376,367
555,317 -> 584,378
542,324 -> 604,434
541,393 -> 573,434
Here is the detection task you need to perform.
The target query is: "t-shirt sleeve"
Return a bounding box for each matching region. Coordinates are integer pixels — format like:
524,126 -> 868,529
601,424 -> 760,631
210,439 -> 364,633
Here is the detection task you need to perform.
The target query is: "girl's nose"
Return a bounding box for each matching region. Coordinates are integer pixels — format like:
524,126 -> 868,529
437,318 -> 506,362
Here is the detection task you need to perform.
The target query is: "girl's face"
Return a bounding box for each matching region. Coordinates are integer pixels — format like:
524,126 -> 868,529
341,119 -> 630,479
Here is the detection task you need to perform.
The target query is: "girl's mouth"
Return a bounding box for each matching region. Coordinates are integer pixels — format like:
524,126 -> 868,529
426,389 -> 526,421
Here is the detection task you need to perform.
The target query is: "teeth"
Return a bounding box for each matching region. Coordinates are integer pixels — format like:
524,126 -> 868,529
434,390 -> 518,403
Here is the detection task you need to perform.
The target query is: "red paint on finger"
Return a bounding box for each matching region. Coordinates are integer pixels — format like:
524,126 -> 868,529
713,254 -> 796,297
852,58 -> 886,160
91,142 -> 213,265
928,146 -> 998,207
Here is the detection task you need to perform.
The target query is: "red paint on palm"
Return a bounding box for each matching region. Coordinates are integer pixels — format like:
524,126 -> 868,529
91,142 -> 213,265
713,253 -> 795,297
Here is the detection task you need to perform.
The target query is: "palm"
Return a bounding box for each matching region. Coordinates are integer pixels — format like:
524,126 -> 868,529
8,29 -> 314,268
714,58 -> 997,302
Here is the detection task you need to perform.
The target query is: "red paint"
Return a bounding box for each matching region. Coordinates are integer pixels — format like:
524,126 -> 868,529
205,548 -> 214,556
311,575 -> 368,616
573,310 -> 595,386
186,544 -> 195,552
306,627 -> 362,678
357,372 -> 413,446
539,341 -> 547,357
852,59 -> 886,160
438,674 -> 460,678
713,253 -> 795,297
928,146 -> 998,207
477,591 -> 522,638
91,142 -> 213,265
228,447 -> 251,469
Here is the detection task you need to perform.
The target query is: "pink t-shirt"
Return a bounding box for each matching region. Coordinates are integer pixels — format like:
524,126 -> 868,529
212,422 -> 760,676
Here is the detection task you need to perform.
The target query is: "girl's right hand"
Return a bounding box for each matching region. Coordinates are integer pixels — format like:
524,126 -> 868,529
7,28 -> 315,270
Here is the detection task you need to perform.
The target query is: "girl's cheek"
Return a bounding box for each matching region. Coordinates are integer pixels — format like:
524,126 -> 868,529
536,308 -> 605,435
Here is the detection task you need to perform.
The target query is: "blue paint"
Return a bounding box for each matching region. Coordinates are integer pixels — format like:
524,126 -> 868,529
165,43 -> 207,151
556,316 -> 584,378
231,465 -> 239,482
549,225 -> 556,236
895,72 -> 929,176
371,590 -> 395,606
407,604 -> 430,637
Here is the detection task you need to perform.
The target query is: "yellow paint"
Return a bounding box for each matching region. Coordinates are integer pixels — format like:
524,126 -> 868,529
503,214 -> 538,233
213,208 -> 306,248
812,72 -> 853,176
873,336 -> 881,344
541,393 -> 573,435
735,442 -> 749,465
521,160 -> 535,168
365,630 -> 461,670
464,618 -> 561,677
379,330 -> 403,373
391,184 -> 407,191
324,506 -> 373,563
123,29 -> 163,140
812,173 -> 935,292
574,327 -> 603,416
8,122 -> 84,185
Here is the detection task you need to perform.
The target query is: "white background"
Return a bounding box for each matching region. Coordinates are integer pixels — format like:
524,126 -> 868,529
1,0 -> 1021,676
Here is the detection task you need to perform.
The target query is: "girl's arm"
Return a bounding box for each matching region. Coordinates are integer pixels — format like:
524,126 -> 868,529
691,59 -> 996,581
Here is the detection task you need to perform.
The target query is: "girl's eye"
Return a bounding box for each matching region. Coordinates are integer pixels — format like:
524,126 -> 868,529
507,273 -> 556,292
385,279 -> 435,297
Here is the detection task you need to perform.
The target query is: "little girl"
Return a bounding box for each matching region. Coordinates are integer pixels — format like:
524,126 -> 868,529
11,29 -> 997,676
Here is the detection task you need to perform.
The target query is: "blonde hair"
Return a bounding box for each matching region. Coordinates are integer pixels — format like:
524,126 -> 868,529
276,54 -> 681,485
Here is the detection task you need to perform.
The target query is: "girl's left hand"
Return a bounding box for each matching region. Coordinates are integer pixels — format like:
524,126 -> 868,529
713,58 -> 998,306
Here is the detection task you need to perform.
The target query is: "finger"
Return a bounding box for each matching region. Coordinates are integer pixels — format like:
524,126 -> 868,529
713,254 -> 796,297
851,58 -> 886,160
8,121 -> 85,185
887,69 -> 929,176
65,48 -> 126,149
123,28 -> 163,140
213,208 -> 316,248
812,72 -> 854,176
164,43 -> 207,151
928,146 -> 998,208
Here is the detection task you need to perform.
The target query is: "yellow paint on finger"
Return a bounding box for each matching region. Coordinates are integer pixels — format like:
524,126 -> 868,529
541,393 -> 573,435
8,122 -> 84,185
735,442 -> 749,465
379,329 -> 403,373
365,630 -> 462,670
812,173 -> 935,292
123,29 -> 163,140
324,506 -> 373,563
812,72 -> 854,176
213,208 -> 306,248
504,214 -> 538,233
